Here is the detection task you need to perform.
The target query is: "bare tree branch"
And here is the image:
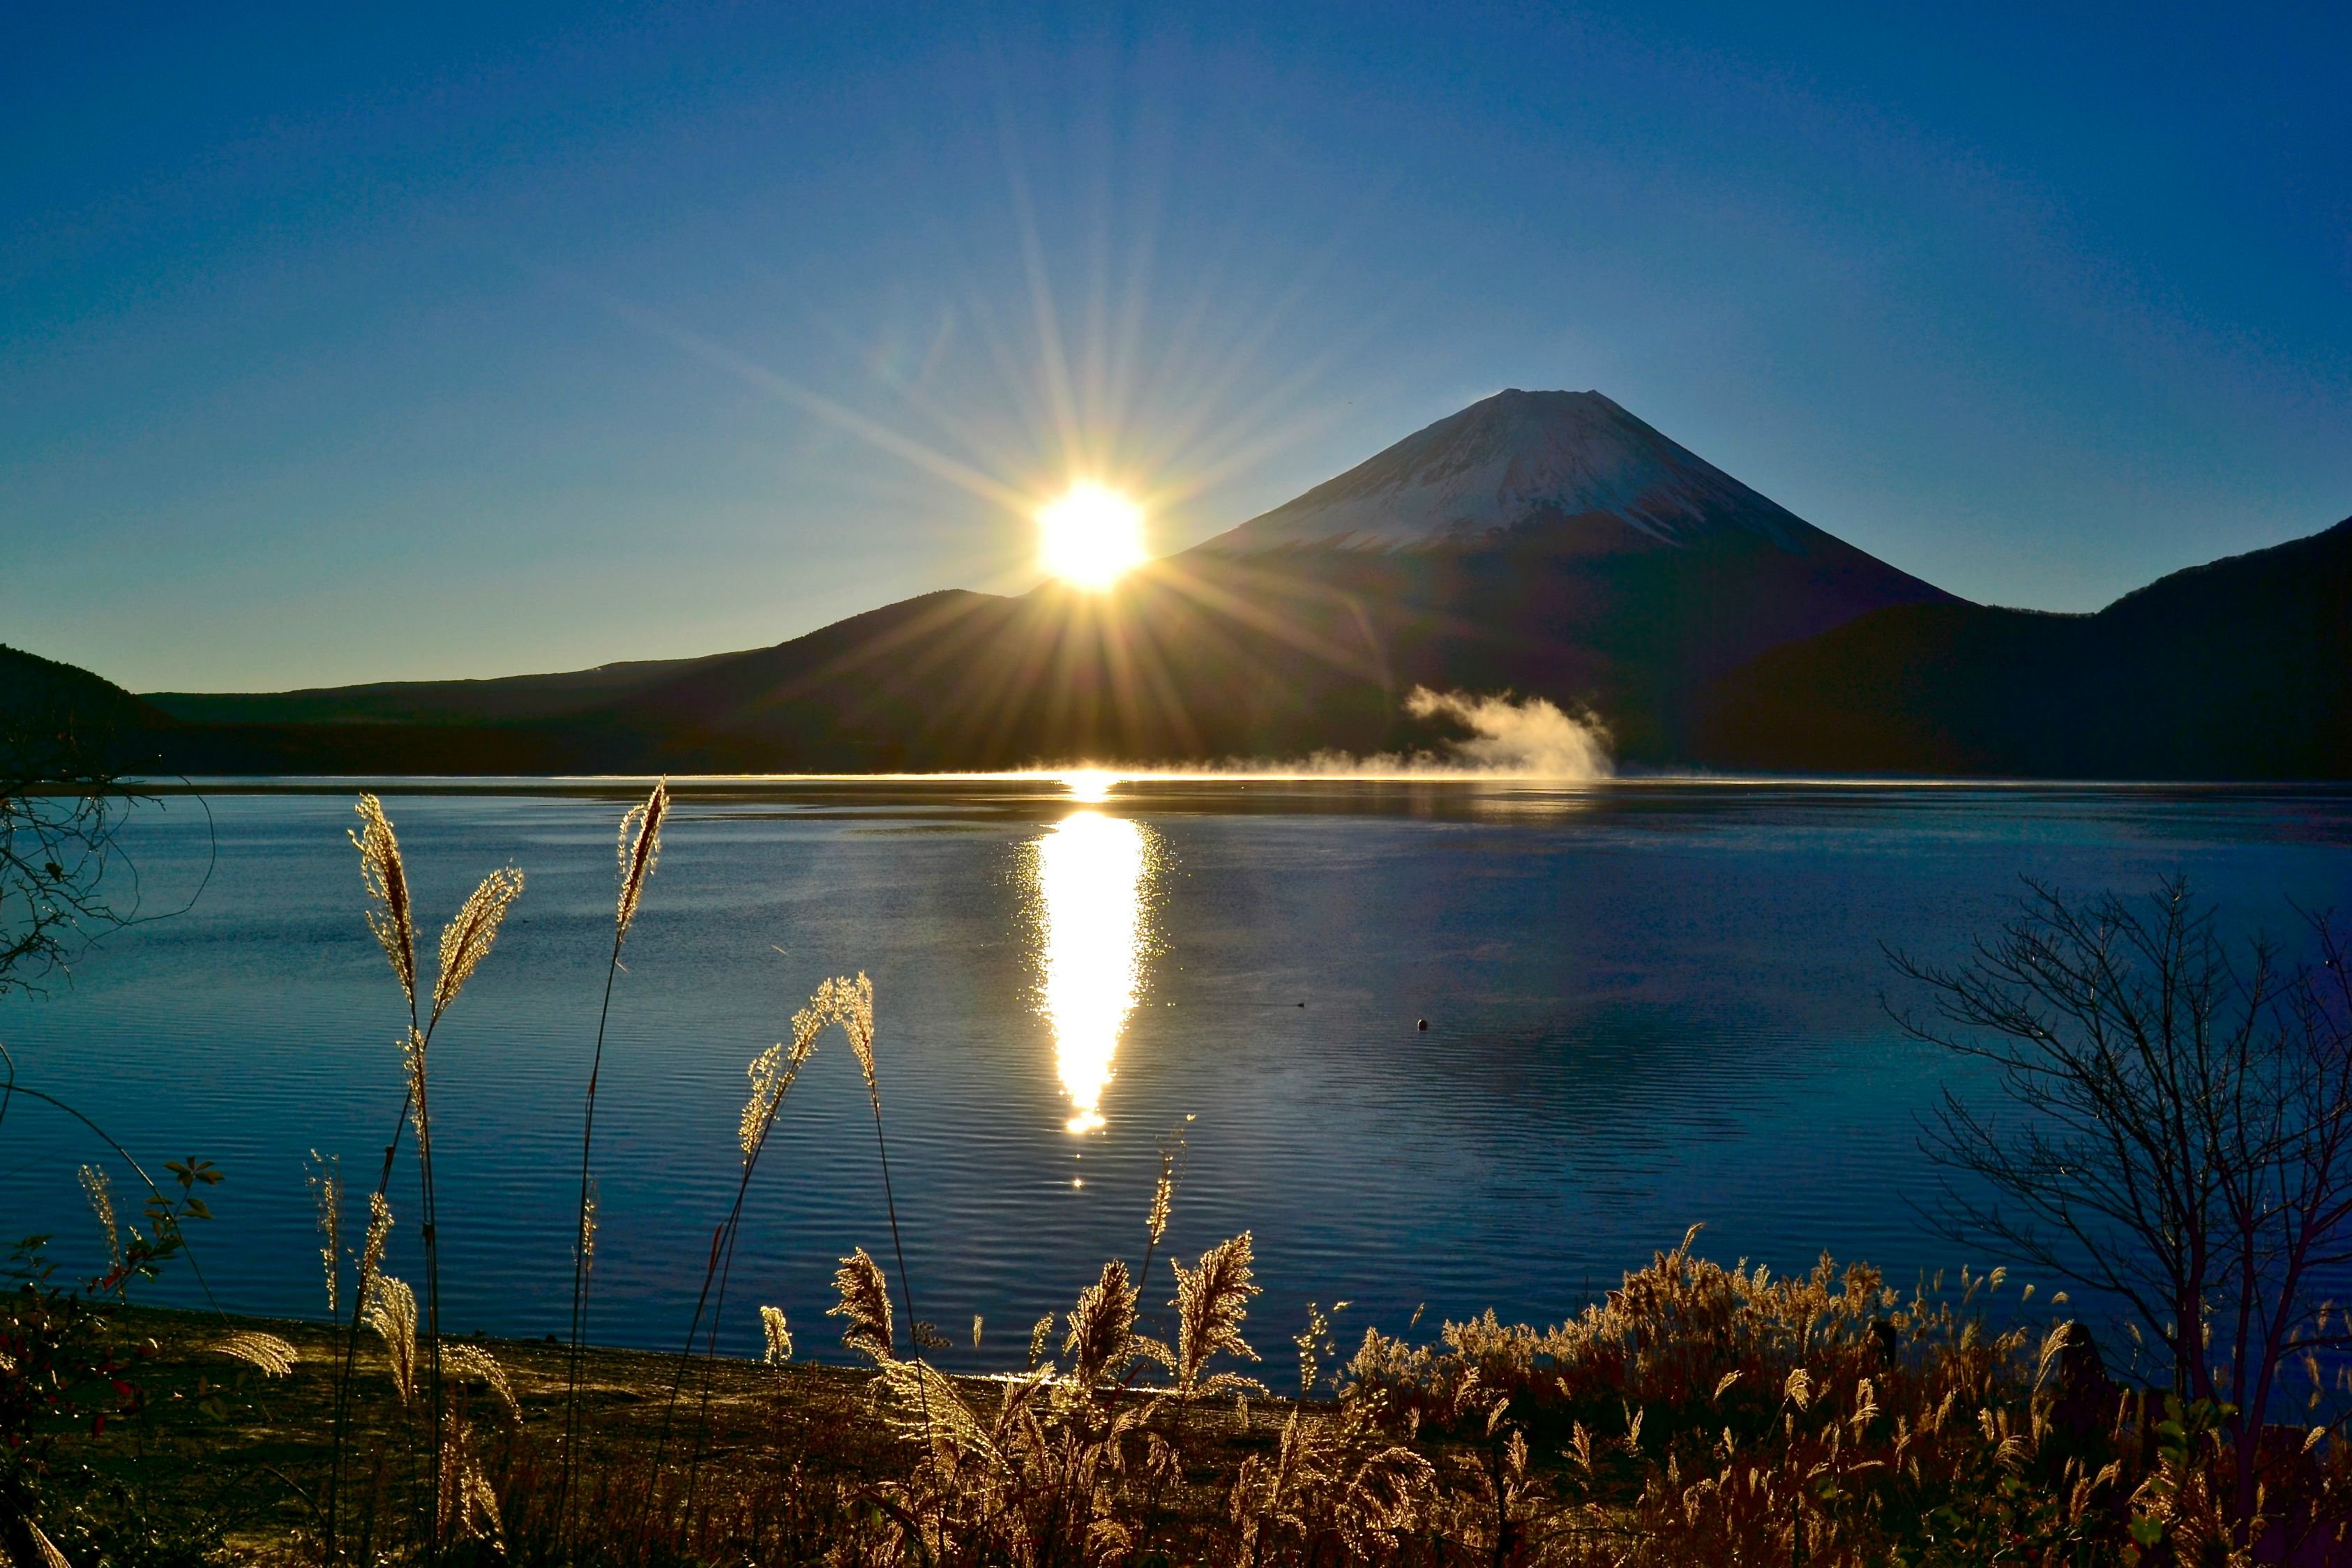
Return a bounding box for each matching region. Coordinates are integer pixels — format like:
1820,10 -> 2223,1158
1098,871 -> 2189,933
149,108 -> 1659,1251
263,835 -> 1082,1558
1887,876 -> 2352,1537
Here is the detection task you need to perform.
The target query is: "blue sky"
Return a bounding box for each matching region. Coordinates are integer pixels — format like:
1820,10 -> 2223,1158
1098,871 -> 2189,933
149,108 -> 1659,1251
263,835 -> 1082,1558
7,2 -> 2347,691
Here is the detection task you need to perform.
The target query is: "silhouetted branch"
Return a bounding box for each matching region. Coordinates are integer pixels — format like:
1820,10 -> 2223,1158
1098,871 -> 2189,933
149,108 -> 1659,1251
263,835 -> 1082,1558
1887,875 -> 2352,1537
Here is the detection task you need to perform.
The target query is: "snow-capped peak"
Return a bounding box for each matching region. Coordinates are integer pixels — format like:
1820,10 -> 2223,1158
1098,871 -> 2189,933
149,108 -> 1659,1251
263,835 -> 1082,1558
1207,389 -> 1807,552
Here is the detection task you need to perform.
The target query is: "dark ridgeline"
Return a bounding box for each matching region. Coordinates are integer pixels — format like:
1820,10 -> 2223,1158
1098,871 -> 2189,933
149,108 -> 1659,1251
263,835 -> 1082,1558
9,389 -> 2348,778
1698,515 -> 2352,778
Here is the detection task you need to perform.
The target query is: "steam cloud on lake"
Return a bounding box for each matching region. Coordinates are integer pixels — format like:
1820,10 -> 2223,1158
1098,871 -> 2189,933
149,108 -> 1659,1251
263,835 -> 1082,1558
1393,686 -> 1614,778
1141,688 -> 1614,781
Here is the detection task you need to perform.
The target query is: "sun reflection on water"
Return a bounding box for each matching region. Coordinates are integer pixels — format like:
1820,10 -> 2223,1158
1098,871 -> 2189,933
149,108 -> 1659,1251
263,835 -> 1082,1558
1027,810 -> 1160,1133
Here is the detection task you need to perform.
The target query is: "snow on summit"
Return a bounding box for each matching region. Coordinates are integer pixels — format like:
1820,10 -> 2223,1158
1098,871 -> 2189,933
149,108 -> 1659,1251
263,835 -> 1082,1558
1210,389 -> 1810,553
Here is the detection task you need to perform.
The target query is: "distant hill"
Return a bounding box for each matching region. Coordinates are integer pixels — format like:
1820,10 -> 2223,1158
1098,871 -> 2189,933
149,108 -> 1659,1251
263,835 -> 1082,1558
8,391 -> 2344,779
145,651 -> 739,728
1696,516 -> 2352,778
0,644 -> 174,773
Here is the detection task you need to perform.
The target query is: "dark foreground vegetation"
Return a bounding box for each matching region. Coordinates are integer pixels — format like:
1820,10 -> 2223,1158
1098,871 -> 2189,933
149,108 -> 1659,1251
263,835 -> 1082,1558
7,745 -> 2352,1562
23,1232 -> 2352,1567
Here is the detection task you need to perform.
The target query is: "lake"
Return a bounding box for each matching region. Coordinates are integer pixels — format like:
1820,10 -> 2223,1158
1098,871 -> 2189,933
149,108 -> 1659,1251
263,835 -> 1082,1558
3,776 -> 2349,1369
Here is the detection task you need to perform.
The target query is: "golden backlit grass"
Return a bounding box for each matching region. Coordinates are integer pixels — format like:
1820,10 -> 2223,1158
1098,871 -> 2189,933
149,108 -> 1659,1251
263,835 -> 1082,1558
49,1225 -> 2352,1566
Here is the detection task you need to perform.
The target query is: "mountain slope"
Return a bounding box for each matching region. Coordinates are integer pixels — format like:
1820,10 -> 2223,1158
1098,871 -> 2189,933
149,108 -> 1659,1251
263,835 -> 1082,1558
1696,516 -> 2352,777
0,644 -> 174,771
144,651 -> 741,727
90,389 -> 1954,771
33,390 -> 2335,779
591,392 -> 1953,767
1212,389 -> 1816,552
1173,389 -> 1954,755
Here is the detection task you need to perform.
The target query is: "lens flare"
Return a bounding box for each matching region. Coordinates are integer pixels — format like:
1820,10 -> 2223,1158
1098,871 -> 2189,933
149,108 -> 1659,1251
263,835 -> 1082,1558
1028,811 -> 1158,1133
1037,483 -> 1147,589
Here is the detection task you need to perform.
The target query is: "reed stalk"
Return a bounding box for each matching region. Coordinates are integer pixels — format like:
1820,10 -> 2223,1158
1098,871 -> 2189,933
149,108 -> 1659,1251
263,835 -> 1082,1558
325,797 -> 419,1562
833,972 -> 947,1550
834,977 -> 923,1360
653,983 -> 832,1512
1131,1114 -> 1191,1367
558,779 -> 665,1532
323,797 -> 520,1565
407,1029 -> 446,1561
324,1085 -> 413,1563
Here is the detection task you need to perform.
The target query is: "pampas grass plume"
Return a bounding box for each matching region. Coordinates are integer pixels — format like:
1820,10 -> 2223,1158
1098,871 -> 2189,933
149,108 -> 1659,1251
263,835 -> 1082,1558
308,1150 -> 342,1314
400,1029 -> 430,1157
829,1248 -> 893,1363
578,1179 -> 598,1271
615,778 -> 668,940
365,1274 -> 420,1404
740,988 -> 836,1156
1064,1260 -> 1139,1390
444,1343 -> 520,1424
359,1192 -> 393,1298
77,1163 -> 119,1269
831,972 -> 878,1105
216,1332 -> 299,1378
350,794 -> 415,1008
1173,1232 -> 1261,1391
431,865 -> 524,1025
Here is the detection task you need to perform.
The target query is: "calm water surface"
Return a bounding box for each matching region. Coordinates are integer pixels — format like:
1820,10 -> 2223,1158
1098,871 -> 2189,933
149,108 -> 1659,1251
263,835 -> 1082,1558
3,777 -> 2348,1365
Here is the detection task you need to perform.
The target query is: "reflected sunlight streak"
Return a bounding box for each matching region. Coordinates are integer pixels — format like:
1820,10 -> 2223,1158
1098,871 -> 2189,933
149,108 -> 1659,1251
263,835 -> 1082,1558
1028,811 -> 1159,1134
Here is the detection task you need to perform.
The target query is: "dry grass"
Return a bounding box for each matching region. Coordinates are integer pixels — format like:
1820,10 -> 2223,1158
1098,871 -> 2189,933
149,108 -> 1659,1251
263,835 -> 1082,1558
45,1230 -> 2352,1566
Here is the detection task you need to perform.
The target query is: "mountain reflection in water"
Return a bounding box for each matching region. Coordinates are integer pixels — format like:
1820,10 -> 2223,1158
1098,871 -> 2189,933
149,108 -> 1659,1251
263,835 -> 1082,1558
1027,810 -> 1161,1133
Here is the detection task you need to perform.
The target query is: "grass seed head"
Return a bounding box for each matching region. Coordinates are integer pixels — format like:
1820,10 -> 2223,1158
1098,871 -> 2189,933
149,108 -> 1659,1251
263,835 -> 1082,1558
400,1029 -> 430,1156
214,1332 -> 299,1378
77,1163 -> 119,1269
740,1042 -> 787,1157
827,972 -> 879,1103
359,1192 -> 393,1299
740,982 -> 843,1156
364,1273 -> 419,1404
829,1247 -> 894,1363
762,1305 -> 794,1365
1174,1231 -> 1262,1392
1064,1259 -> 1138,1390
1147,1115 -> 1191,1246
306,1151 -> 342,1314
615,778 -> 668,940
351,794 -> 415,1009
431,865 -> 524,1025
444,1343 -> 520,1424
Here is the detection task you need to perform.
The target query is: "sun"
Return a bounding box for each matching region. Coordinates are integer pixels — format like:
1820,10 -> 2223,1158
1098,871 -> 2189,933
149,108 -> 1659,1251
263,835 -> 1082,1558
1037,483 -> 1147,589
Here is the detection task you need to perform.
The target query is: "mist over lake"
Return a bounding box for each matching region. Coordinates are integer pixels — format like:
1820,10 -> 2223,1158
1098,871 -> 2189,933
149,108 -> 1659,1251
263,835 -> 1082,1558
5,777 -> 2347,1365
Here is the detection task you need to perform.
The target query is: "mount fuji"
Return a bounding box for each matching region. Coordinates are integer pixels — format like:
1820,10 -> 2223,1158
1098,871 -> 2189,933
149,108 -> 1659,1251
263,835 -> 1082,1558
1211,389 -> 1815,554
96,390 -> 1951,771
31,388 -> 2340,778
